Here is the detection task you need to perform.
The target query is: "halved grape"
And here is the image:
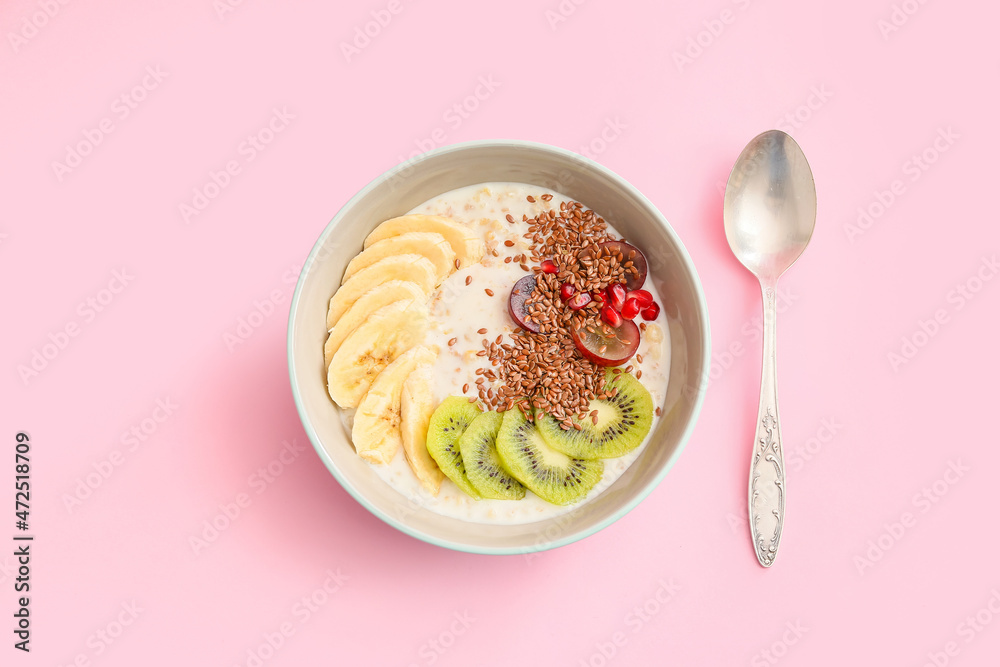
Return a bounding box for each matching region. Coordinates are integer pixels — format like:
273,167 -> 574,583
508,275 -> 540,332
571,319 -> 640,367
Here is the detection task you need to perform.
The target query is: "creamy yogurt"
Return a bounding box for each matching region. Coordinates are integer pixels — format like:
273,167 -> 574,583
369,182 -> 671,524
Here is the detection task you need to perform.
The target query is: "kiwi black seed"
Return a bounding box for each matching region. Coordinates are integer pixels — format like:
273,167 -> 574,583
535,370 -> 654,459
495,408 -> 603,506
425,396 -> 483,499
459,411 -> 526,500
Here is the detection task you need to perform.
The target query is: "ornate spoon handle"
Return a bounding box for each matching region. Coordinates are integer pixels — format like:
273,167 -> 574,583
749,282 -> 786,567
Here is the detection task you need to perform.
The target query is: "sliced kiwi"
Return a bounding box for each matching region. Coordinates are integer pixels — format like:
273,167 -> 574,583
425,397 -> 483,499
459,411 -> 526,500
495,408 -> 603,506
535,370 -> 654,459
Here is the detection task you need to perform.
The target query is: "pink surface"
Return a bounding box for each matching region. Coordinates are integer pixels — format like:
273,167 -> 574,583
2,1 -> 998,665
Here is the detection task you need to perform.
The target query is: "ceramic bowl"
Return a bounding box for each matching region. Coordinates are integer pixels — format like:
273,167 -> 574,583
288,140 -> 710,555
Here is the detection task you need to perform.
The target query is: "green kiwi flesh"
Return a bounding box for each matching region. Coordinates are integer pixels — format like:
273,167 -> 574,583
459,411 -> 526,500
535,371 -> 654,459
425,397 -> 483,499
495,408 -> 603,506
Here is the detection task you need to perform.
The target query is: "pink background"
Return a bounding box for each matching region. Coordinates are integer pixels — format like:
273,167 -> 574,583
2,1 -> 998,665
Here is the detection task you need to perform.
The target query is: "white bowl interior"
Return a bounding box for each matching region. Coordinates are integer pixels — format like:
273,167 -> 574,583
289,141 -> 710,554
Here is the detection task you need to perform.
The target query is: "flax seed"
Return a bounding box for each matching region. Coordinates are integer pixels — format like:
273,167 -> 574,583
527,195 -> 536,203
477,328 -> 487,335
462,383 -> 469,393
465,275 -> 473,285
485,288 -> 494,297
506,213 -> 515,223
504,240 -> 515,247
448,337 -> 457,346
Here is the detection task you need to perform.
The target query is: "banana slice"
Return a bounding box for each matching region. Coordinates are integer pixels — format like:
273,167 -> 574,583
327,300 -> 428,408
326,254 -> 436,329
342,232 -> 456,285
363,214 -> 484,268
324,280 -> 427,367
353,346 -> 436,464
400,364 -> 445,494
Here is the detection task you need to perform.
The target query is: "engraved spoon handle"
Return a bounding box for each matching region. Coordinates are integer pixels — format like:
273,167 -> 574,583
748,281 -> 786,567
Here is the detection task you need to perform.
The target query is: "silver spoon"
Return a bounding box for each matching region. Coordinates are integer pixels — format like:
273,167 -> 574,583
723,130 -> 816,567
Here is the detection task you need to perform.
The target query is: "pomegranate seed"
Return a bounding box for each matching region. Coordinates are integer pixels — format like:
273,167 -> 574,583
627,289 -> 653,308
601,305 -> 622,327
609,283 -> 626,311
621,298 -> 641,320
567,292 -> 592,310
641,302 -> 660,321
560,283 -> 576,301
540,259 -> 558,274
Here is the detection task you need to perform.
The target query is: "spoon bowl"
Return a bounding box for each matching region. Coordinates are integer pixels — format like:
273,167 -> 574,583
725,131 -> 816,283
723,130 -> 816,567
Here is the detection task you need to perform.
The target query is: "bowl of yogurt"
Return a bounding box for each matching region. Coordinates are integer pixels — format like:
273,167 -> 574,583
288,140 -> 710,555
